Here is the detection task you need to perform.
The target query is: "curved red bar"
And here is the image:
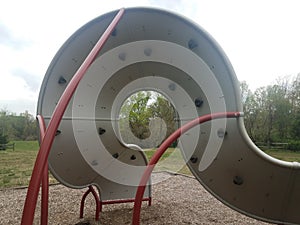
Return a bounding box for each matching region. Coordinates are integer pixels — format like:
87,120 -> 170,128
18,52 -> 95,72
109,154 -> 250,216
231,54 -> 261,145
132,112 -> 242,225
21,9 -> 125,225
36,115 -> 48,225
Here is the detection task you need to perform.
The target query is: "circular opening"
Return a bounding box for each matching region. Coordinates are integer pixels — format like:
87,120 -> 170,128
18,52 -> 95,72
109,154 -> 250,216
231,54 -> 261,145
118,90 -> 179,149
118,90 -> 192,174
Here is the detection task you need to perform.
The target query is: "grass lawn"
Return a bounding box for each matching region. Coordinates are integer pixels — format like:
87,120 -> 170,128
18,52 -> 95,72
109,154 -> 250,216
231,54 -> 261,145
0,141 -> 57,189
0,141 -> 39,188
265,149 -> 300,162
144,148 -> 192,175
144,147 -> 300,176
1,141 -> 300,189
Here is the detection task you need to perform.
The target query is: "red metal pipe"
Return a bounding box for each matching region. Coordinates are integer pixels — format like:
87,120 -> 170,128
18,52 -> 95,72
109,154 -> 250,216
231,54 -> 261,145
80,186 -> 101,221
132,112 -> 242,225
80,187 -> 93,219
37,115 -> 48,225
100,197 -> 152,205
21,8 -> 125,225
90,186 -> 100,221
80,186 -> 151,221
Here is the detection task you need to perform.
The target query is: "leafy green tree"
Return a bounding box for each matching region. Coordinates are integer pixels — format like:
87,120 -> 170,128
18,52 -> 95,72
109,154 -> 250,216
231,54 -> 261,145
0,109 -> 9,144
0,134 -> 8,150
291,114 -> 300,139
241,76 -> 298,147
128,94 -> 151,139
289,74 -> 300,139
119,91 -> 178,147
0,109 -> 37,141
240,81 -> 257,140
119,91 -> 152,140
148,94 -> 178,141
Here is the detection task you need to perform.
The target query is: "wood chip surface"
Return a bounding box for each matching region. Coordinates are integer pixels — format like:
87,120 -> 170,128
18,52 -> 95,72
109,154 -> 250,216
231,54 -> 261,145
0,172 -> 274,225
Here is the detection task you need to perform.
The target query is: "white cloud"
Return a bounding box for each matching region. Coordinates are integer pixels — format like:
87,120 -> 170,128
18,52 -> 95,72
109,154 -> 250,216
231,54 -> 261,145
0,0 -> 300,114
0,72 -> 36,101
188,0 -> 300,90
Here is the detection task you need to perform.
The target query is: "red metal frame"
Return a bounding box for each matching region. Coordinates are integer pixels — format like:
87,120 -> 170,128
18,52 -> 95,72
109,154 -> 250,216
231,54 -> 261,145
100,197 -> 152,207
21,8 -> 125,225
80,186 -> 101,221
132,112 -> 242,225
80,185 -> 151,221
37,115 -> 48,225
21,7 -> 242,225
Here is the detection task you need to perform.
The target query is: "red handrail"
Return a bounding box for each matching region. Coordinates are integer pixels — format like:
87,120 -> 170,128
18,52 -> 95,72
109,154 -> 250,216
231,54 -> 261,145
21,8 -> 125,225
132,112 -> 242,225
36,115 -> 48,225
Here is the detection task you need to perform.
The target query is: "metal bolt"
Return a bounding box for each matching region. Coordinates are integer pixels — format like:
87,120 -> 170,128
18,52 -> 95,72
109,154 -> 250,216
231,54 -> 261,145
112,153 -> 119,159
168,83 -> 176,91
111,28 -> 117,36
55,130 -> 61,136
118,52 -> 126,61
58,76 -> 67,84
98,128 -> 106,135
217,129 -> 227,138
190,156 -> 198,163
144,48 -> 152,56
233,176 -> 243,185
194,98 -> 203,107
188,39 -> 198,50
91,160 -> 98,166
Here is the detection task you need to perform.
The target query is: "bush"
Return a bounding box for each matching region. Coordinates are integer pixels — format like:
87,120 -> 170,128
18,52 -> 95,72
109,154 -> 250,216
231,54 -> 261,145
287,140 -> 300,152
0,134 -> 8,150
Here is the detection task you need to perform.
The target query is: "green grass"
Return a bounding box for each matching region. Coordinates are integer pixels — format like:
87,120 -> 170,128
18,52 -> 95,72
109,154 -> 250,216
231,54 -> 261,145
1,141 -> 300,189
144,148 -> 192,175
0,141 -> 58,189
144,147 -> 300,176
0,141 -> 39,188
264,149 -> 300,162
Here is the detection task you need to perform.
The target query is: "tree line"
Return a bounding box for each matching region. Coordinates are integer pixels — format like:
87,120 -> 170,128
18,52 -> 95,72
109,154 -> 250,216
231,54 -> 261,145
241,74 -> 300,150
0,74 -> 299,150
0,110 -> 38,144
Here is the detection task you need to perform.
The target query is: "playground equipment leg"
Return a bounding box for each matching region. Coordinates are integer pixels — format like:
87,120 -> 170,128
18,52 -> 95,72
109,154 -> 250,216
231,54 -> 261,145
132,112 -> 242,225
79,186 -> 152,221
37,115 -> 49,225
20,8 -> 125,225
80,186 -> 101,221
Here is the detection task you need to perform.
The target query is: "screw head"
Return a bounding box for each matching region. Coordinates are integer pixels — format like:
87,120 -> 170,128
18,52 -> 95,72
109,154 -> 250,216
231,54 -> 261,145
190,156 -> 198,163
233,176 -> 243,185
194,98 -> 203,107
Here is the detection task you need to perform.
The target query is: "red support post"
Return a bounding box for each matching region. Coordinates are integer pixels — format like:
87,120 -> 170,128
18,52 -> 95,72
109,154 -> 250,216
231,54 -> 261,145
80,185 -> 152,221
80,186 -> 101,221
132,112 -> 242,225
37,115 -> 48,225
21,8 -> 125,225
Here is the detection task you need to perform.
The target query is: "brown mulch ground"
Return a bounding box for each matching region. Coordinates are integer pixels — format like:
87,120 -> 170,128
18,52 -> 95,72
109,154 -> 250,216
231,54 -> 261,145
0,172 -> 273,225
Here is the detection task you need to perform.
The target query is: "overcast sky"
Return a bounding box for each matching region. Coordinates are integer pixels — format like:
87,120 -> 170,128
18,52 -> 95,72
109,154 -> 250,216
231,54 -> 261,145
1,0 -> 300,115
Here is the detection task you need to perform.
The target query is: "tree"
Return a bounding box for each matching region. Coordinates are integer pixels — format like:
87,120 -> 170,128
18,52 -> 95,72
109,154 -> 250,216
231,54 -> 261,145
128,93 -> 151,139
0,109 -> 38,141
241,76 -> 297,147
240,81 -> 257,140
119,91 -> 178,148
119,91 -> 152,142
0,131 -> 8,150
0,109 -> 9,144
148,94 -> 178,142
289,74 -> 300,139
